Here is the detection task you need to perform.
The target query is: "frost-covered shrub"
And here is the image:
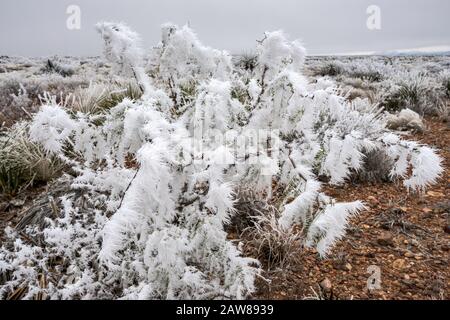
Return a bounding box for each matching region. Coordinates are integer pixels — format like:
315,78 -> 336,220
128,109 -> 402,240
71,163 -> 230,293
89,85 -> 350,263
311,58 -> 386,82
0,22 -> 444,299
445,80 -> 450,98
343,59 -> 390,82
385,108 -> 424,133
236,52 -> 258,72
314,61 -> 345,77
379,72 -> 442,115
41,59 -> 75,77
440,70 -> 450,98
307,57 -> 448,117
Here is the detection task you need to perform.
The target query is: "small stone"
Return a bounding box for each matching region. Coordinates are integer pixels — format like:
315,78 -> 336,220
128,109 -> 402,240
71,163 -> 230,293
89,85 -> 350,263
320,278 -> 332,293
404,252 -> 414,258
414,255 -> 422,260
404,274 -> 410,280
377,232 -> 394,246
393,258 -> 406,270
422,207 -> 432,213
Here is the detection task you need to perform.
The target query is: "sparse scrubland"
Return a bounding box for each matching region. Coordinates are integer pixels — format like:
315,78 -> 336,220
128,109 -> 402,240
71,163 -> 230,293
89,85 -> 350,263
0,23 -> 448,300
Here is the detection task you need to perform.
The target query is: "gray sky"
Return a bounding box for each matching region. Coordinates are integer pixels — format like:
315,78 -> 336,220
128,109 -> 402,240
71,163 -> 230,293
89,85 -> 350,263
1,0 -> 449,56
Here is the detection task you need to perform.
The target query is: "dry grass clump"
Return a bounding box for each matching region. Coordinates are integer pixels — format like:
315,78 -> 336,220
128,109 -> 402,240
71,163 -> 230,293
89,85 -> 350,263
70,81 -> 143,114
315,61 -> 344,77
242,205 -> 302,270
0,123 -> 65,196
350,149 -> 394,183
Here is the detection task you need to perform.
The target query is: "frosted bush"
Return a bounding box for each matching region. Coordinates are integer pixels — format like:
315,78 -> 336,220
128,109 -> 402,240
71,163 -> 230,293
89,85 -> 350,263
385,108 -> 424,132
379,71 -> 446,115
29,104 -> 76,153
307,56 -> 448,117
0,22 -> 444,300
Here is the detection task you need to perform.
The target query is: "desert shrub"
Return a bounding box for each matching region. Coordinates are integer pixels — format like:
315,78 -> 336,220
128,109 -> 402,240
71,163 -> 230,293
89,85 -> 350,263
315,61 -> 344,77
380,73 -> 445,115
350,70 -> 383,82
385,108 -> 424,133
440,70 -> 450,98
41,59 -> 75,77
311,58 -> 387,82
344,60 -> 388,82
237,52 -> 258,72
445,79 -> 450,97
0,22 -> 443,300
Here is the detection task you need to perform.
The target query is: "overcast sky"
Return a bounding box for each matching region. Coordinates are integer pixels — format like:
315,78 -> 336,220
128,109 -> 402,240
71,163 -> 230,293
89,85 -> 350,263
1,0 -> 449,57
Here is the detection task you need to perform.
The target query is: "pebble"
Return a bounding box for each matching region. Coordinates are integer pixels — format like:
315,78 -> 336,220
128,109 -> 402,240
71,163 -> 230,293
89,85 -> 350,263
393,258 -> 406,270
377,232 -> 394,246
320,278 -> 332,293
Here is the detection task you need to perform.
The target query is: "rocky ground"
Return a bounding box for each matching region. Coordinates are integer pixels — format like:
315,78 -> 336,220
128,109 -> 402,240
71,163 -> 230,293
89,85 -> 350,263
253,117 -> 449,300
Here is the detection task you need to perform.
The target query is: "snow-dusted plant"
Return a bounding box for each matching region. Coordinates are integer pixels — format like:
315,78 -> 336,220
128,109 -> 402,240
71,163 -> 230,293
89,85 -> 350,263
0,22 -> 444,299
